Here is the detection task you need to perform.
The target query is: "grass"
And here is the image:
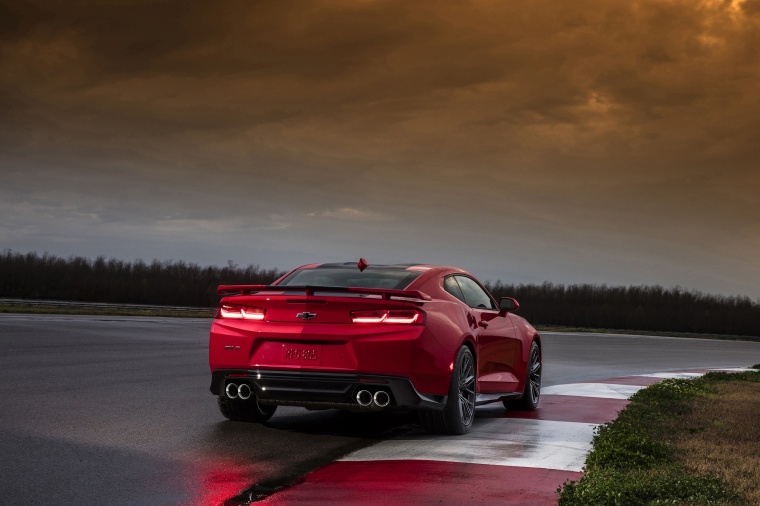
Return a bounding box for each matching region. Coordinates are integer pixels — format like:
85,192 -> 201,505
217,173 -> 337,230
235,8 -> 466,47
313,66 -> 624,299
557,369 -> 760,505
0,302 -> 214,318
678,381 -> 760,504
535,325 -> 760,343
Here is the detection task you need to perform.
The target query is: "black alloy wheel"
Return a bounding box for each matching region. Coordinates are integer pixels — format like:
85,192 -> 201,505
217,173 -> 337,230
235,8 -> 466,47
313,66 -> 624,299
419,345 -> 476,435
504,340 -> 541,410
457,347 -> 476,427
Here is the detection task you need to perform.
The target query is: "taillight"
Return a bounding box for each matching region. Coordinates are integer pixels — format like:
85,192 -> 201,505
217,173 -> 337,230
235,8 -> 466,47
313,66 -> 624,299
351,309 -> 424,324
218,304 -> 266,320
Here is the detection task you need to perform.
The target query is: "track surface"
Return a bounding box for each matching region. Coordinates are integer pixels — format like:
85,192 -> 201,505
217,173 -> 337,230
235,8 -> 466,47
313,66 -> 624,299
1,314 -> 759,505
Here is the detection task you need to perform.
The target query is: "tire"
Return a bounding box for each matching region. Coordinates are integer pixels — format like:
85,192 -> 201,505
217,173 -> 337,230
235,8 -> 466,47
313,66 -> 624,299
419,345 -> 476,435
217,395 -> 277,423
504,340 -> 541,410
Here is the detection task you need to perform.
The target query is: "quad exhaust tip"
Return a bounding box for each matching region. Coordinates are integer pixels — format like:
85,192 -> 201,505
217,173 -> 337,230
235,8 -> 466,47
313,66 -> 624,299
373,390 -> 390,408
356,389 -> 390,408
228,383 -> 389,407
225,382 -> 252,400
356,389 -> 373,407
237,383 -> 252,400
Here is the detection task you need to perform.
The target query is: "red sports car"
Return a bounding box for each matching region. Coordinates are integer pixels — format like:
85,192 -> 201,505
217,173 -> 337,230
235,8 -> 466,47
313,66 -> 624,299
209,260 -> 541,434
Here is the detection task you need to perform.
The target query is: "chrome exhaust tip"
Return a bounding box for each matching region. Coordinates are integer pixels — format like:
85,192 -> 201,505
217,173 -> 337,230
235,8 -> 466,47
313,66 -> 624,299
225,383 -> 239,399
356,389 -> 372,407
373,390 -> 390,408
237,383 -> 252,400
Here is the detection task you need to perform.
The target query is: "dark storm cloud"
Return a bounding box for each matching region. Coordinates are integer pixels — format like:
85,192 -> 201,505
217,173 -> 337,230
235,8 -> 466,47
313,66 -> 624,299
5,0 -> 758,155
1,0 -> 759,296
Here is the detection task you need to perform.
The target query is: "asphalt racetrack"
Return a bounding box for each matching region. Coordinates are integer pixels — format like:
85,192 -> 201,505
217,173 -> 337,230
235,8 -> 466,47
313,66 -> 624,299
1,314 -> 759,505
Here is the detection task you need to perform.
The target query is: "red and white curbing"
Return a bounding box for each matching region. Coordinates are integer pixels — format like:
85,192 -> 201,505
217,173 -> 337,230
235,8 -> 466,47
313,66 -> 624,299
257,368 -> 755,505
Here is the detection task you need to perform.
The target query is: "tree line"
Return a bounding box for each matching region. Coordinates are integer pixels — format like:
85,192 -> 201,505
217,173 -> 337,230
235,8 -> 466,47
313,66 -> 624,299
1,250 -> 758,336
487,281 -> 760,338
0,250 -> 284,308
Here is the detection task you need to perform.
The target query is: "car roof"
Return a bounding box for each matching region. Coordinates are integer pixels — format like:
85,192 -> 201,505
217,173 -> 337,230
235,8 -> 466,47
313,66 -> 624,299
307,262 -> 468,273
297,262 -> 474,279
311,262 -> 420,269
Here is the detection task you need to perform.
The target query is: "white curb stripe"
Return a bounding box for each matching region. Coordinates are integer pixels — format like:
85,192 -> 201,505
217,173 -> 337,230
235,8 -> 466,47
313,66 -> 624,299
341,417 -> 596,472
640,372 -> 704,379
541,382 -> 643,399
640,368 -> 755,379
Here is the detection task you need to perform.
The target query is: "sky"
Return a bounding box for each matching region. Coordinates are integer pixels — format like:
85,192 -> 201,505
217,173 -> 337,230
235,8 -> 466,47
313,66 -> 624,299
1,0 -> 759,299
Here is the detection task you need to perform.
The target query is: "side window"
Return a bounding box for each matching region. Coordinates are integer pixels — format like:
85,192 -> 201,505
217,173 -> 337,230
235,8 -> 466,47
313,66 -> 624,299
456,276 -> 497,310
443,275 -> 466,303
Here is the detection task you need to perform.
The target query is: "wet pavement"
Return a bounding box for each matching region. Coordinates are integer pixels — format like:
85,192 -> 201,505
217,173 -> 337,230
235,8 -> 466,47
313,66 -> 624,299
0,315 -> 410,505
1,315 -> 759,505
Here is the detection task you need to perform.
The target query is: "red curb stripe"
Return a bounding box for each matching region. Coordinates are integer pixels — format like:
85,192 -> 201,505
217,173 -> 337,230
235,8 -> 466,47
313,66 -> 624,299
499,394 -> 630,424
259,460 -> 582,506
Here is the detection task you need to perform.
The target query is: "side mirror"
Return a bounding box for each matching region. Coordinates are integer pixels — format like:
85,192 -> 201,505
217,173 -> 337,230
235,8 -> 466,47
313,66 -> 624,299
499,297 -> 520,314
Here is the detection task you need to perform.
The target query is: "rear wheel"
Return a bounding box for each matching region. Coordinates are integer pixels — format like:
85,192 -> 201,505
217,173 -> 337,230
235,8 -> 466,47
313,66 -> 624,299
419,345 -> 476,435
217,395 -> 277,422
504,340 -> 541,410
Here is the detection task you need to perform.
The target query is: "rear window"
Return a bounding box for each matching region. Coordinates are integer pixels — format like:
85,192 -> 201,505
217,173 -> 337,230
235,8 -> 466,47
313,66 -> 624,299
278,268 -> 422,290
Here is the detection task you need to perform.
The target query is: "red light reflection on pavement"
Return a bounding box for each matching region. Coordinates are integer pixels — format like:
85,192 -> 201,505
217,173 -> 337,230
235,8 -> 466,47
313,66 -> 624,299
186,457 -> 254,506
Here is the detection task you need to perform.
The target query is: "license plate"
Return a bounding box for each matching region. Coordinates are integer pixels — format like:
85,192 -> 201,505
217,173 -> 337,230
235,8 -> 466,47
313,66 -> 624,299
282,344 -> 322,365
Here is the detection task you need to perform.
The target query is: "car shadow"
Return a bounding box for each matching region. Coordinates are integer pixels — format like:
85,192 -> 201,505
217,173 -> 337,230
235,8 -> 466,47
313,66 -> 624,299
265,407 -> 417,438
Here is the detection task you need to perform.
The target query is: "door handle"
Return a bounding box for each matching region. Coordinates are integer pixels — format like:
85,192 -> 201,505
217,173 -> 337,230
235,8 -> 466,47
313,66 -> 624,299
478,320 -> 489,328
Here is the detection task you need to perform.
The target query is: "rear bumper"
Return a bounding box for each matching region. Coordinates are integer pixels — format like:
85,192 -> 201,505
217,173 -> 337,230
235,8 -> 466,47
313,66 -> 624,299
210,369 -> 447,411
209,318 -> 454,396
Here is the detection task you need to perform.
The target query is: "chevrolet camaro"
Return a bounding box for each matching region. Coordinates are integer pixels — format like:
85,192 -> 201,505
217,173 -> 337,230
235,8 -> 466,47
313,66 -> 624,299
209,260 -> 541,434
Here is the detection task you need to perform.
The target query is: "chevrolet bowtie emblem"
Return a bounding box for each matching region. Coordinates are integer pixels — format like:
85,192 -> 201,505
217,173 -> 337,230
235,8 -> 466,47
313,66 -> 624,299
296,312 -> 317,320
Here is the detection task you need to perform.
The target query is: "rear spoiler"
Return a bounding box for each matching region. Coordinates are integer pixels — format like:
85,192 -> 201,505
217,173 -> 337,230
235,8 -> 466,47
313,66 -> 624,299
217,284 -> 432,301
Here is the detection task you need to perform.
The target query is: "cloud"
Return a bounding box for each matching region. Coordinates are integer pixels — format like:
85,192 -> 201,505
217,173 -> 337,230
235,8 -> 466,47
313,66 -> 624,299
4,0 -> 759,175
312,208 -> 389,221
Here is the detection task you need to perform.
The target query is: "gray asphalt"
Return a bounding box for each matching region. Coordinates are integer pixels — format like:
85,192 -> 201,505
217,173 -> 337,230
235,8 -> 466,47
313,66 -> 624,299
1,314 -> 759,505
